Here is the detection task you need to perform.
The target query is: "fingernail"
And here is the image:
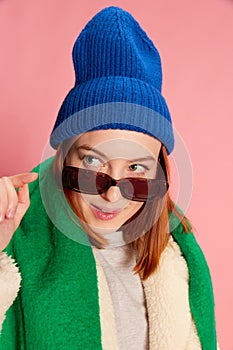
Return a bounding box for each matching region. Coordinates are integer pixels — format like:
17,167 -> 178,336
6,208 -> 15,219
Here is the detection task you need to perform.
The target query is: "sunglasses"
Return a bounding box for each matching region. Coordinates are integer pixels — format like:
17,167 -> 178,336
62,155 -> 169,202
62,151 -> 169,202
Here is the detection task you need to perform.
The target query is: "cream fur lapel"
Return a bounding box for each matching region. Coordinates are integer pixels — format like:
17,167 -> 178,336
94,236 -> 202,350
0,252 -> 21,334
142,235 -> 201,349
94,255 -> 118,350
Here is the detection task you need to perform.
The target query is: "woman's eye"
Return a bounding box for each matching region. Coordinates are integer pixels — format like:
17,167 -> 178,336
129,164 -> 148,173
83,155 -> 102,168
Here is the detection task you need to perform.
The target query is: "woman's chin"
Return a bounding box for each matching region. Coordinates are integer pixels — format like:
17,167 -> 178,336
87,223 -> 122,235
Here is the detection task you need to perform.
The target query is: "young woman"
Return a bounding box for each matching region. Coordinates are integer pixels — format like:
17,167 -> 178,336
0,6 -> 219,350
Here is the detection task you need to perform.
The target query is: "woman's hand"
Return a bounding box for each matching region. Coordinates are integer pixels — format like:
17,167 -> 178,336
0,172 -> 38,252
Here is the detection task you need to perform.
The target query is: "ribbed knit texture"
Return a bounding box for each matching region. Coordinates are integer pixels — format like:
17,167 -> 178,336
50,7 -> 174,154
0,157 -> 217,349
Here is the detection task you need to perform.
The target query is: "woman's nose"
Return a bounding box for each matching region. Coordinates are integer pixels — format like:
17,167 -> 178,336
101,185 -> 122,202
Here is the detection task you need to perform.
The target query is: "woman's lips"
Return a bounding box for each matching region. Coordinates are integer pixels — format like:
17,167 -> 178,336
90,204 -> 122,221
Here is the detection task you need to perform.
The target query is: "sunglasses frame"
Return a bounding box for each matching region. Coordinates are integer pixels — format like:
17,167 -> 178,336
62,149 -> 169,202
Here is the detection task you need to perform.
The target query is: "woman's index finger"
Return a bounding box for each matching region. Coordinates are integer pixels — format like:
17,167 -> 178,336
8,172 -> 38,188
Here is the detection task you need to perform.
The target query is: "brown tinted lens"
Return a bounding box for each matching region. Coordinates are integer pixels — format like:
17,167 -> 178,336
74,169 -> 98,193
147,180 -> 166,199
119,178 -> 168,201
63,167 -> 111,194
119,179 -> 148,201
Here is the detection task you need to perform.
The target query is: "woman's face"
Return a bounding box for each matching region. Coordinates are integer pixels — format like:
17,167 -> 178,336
65,129 -> 161,234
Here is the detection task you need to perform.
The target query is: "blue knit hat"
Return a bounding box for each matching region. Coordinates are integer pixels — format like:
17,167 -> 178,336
50,6 -> 175,155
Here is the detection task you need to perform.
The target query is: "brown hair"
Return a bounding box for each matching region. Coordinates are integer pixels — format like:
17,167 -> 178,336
131,144 -> 192,280
53,140 -> 192,281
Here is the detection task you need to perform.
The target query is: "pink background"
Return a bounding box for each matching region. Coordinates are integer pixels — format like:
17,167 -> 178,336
1,0 -> 232,348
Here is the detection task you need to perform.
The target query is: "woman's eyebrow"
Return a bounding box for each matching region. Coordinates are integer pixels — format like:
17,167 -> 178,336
130,156 -> 156,162
77,144 -> 156,162
76,145 -> 108,159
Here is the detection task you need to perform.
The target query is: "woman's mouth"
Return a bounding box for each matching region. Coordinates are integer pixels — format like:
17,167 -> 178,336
90,204 -> 122,221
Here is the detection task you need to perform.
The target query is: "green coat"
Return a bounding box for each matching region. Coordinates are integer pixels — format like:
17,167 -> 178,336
0,157 -> 218,349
